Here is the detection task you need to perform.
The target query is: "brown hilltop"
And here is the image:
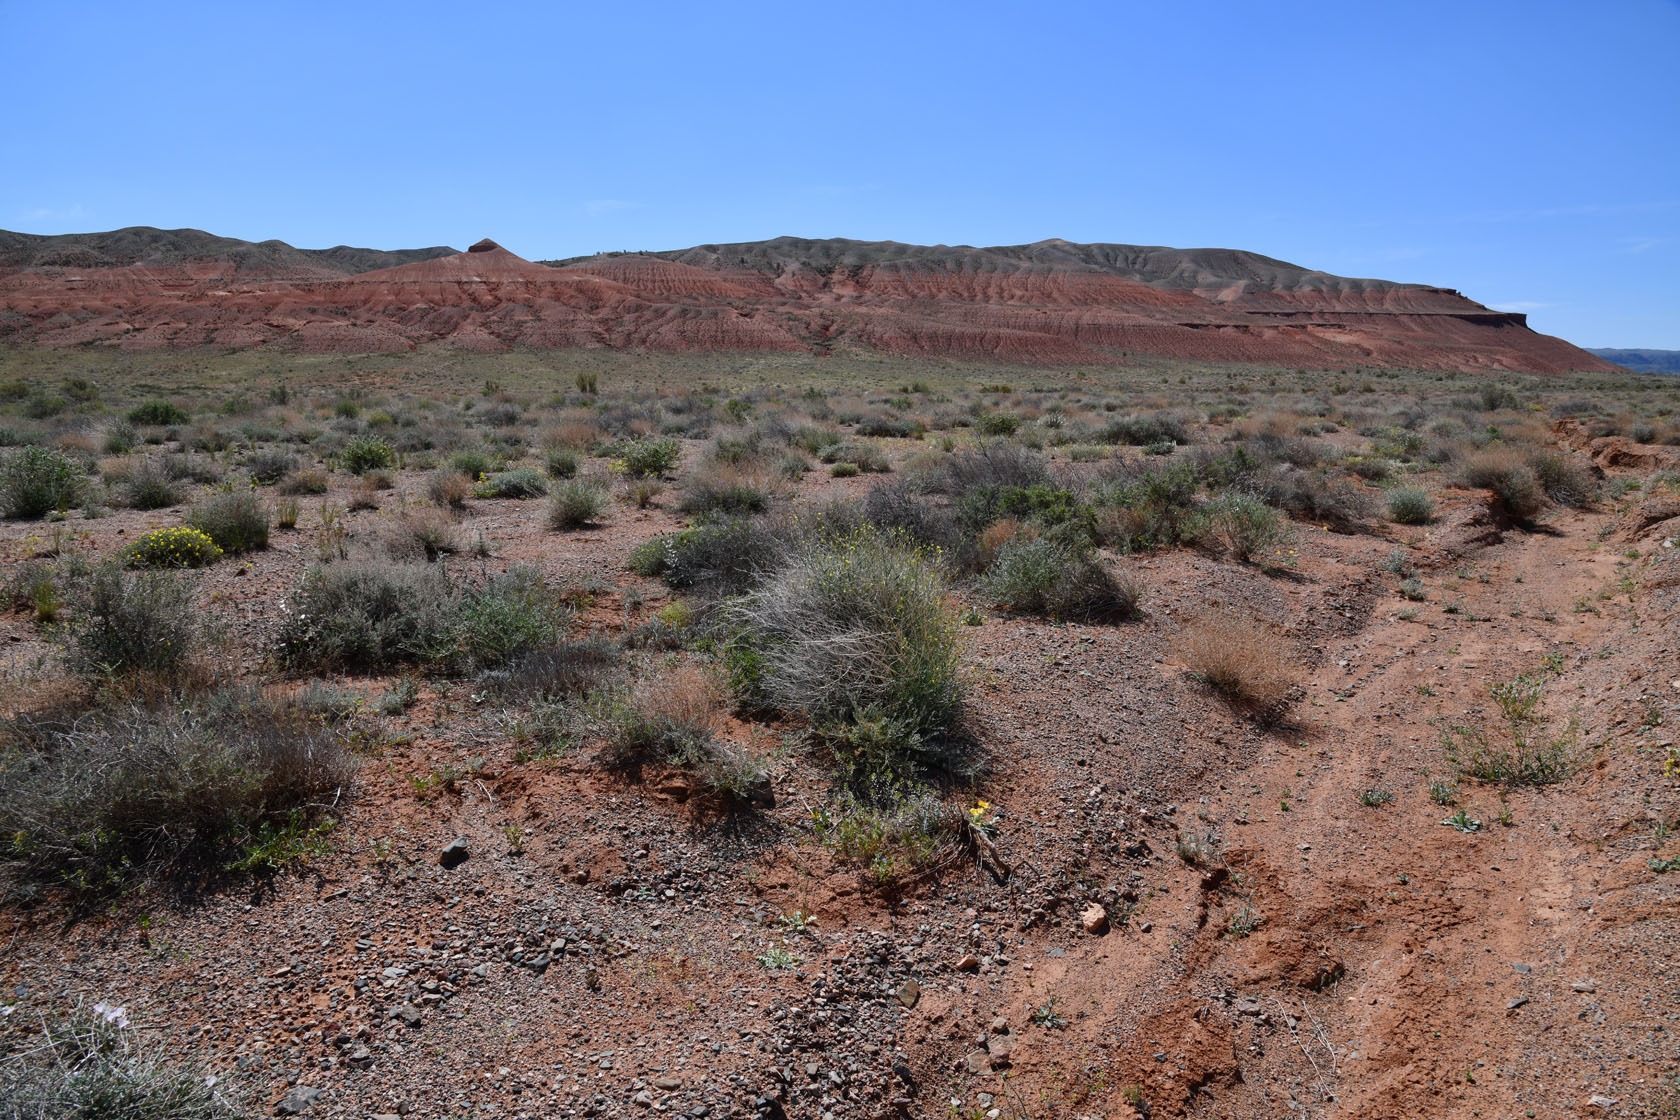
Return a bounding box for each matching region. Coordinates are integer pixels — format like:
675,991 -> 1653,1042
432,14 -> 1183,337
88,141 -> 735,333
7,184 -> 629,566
0,227 -> 1615,372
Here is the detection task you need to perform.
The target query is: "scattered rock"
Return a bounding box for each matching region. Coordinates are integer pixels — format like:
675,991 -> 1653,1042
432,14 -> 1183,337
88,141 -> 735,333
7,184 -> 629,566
439,837 -> 471,869
896,979 -> 921,1008
277,1086 -> 324,1115
1572,980 -> 1598,993
955,954 -> 981,972
1587,1095 -> 1620,1109
387,1003 -> 423,1028
1506,997 -> 1530,1011
986,1033 -> 1015,1063
1081,904 -> 1109,935
964,1049 -> 992,1075
653,1077 -> 682,1090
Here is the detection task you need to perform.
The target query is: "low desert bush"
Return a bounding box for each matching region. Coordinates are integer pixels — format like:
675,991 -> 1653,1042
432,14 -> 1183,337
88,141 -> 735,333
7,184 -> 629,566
126,527 -> 223,569
478,636 -> 620,700
547,479 -> 609,529
0,688 -> 354,893
427,467 -> 473,508
117,460 -> 183,511
127,400 -> 191,426
62,565 -> 201,680
638,515 -> 790,595
982,537 -> 1140,621
544,447 -> 580,478
341,436 -> 395,475
1195,492 -> 1290,561
1461,448 -> 1545,520
1527,450 -> 1597,508
1442,671 -> 1582,787
188,491 -> 270,553
244,448 -> 296,485
819,441 -> 891,473
1385,485 -> 1436,525
0,1006 -> 247,1117
605,668 -> 767,802
277,468 -> 331,496
1252,466 -> 1377,530
1103,413 -> 1187,447
0,446 -> 83,519
722,526 -> 962,747
1179,611 -> 1297,711
377,508 -> 459,561
275,562 -> 456,673
679,462 -> 779,515
474,468 -> 549,499
450,567 -> 569,671
612,436 -> 681,478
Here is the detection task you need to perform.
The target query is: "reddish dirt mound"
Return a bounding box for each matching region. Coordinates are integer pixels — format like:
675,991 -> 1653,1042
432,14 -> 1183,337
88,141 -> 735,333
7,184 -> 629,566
0,229 -> 1617,372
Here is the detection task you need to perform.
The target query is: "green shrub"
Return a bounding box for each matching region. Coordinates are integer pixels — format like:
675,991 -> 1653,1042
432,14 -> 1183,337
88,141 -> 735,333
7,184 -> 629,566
63,565 -> 200,680
1527,450 -> 1597,508
1385,485 -> 1435,525
544,447 -> 581,478
451,567 -> 568,671
1461,449 -> 1545,520
723,526 -> 962,746
1103,414 -> 1187,446
605,669 -> 769,802
612,436 -> 681,478
1197,492 -> 1290,561
830,462 -> 861,478
118,461 -> 183,510
651,516 -> 792,595
977,412 -> 1021,436
244,449 -> 296,485
188,491 -> 270,553
276,563 -> 455,673
0,688 -> 353,894
982,537 -> 1141,622
102,420 -> 138,455
474,468 -> 549,499
127,400 -> 191,426
548,479 -> 609,529
0,1006 -> 248,1115
342,436 -> 395,475
679,463 -> 777,515
448,447 -> 500,478
277,468 -> 330,495
127,527 -> 222,569
0,446 -> 82,519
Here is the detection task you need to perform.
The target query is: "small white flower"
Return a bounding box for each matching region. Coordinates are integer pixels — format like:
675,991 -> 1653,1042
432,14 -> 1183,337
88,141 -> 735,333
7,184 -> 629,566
92,1002 -> 129,1028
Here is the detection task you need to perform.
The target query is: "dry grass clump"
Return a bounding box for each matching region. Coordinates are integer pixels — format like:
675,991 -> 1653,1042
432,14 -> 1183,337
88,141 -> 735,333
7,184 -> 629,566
1179,611 -> 1298,711
1460,447 -> 1546,520
606,667 -> 768,803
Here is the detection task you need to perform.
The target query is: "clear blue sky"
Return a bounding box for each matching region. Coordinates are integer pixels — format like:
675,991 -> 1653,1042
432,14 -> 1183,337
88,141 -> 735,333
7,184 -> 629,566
3,0 -> 1677,348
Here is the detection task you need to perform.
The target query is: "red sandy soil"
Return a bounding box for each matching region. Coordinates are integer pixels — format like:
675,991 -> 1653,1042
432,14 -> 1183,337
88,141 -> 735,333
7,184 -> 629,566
0,438 -> 1675,1119
0,232 -> 1616,374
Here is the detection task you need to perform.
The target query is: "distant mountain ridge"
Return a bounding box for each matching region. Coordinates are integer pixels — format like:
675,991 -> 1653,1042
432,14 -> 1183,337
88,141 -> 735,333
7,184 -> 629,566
0,226 -> 457,278
1588,348 -> 1680,374
0,226 -> 1616,373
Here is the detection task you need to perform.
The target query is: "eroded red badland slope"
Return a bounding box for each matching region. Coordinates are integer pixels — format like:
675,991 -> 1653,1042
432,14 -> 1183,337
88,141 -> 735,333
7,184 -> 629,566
0,229 -> 1616,373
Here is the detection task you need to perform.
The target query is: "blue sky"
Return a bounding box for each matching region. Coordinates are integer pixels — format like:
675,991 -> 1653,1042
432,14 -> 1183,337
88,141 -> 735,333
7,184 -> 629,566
3,0 -> 1677,348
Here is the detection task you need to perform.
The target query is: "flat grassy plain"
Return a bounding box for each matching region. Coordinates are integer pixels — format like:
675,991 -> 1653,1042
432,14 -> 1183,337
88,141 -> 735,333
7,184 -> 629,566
1,345 -> 1678,1120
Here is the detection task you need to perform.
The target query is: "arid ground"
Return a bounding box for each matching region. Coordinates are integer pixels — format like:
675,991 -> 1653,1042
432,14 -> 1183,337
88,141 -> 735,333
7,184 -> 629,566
0,349 -> 1676,1120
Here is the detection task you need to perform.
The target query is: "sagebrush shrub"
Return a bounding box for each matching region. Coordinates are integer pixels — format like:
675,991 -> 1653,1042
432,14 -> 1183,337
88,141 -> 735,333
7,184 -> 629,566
64,564 -> 200,679
1385,485 -> 1435,525
983,537 -> 1140,622
1197,492 -> 1290,560
1527,450 -> 1597,508
0,446 -> 82,519
276,562 -> 455,672
0,688 -> 354,893
188,491 -> 270,552
127,400 -> 191,426
723,526 -> 962,743
474,468 -> 549,499
342,436 -> 395,475
1461,448 -> 1545,520
548,479 -> 608,529
118,460 -> 183,510
612,436 -> 681,478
